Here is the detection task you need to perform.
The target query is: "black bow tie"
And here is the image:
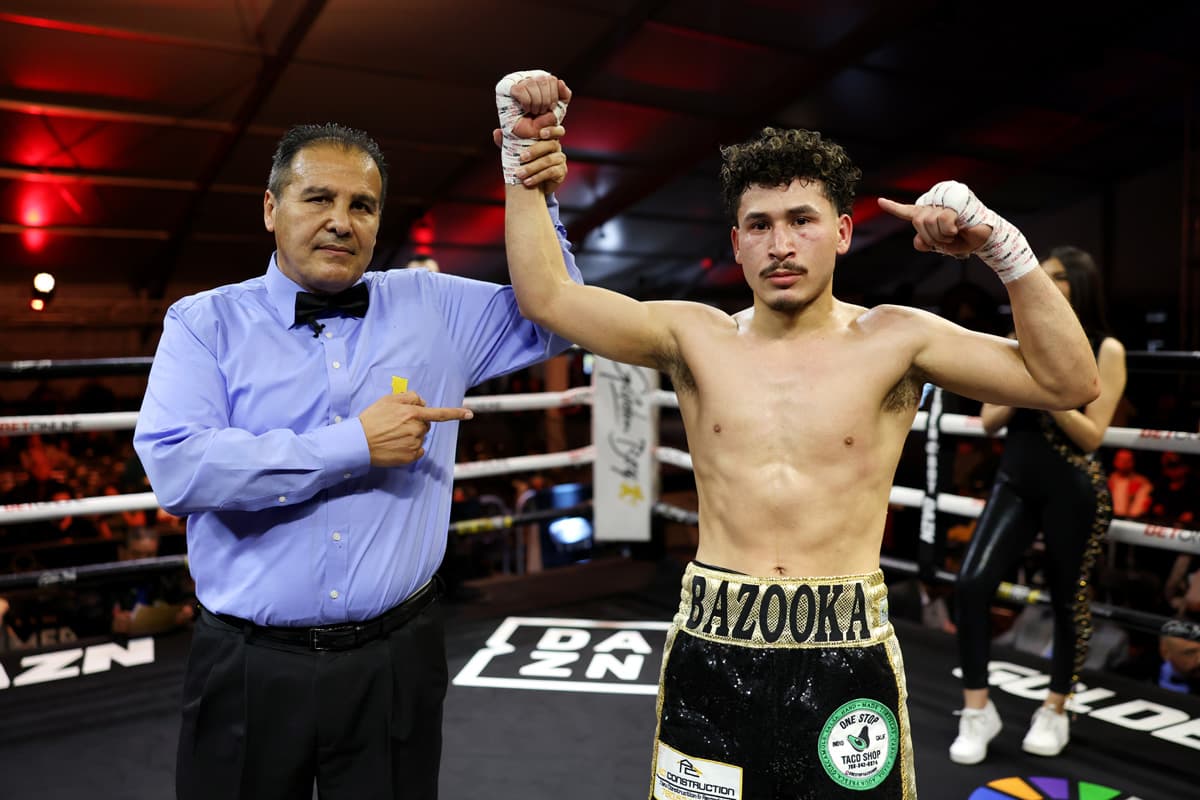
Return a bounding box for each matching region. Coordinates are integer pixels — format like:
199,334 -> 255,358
294,283 -> 369,337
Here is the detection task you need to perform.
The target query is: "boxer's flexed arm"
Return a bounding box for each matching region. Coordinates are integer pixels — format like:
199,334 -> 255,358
879,182 -> 1099,410
498,71 -> 687,370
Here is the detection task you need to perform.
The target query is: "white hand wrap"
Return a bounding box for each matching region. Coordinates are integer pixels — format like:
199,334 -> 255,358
916,180 -> 1037,283
495,69 -> 568,185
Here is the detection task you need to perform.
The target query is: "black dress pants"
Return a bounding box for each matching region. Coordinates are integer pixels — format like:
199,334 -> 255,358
177,601 -> 447,800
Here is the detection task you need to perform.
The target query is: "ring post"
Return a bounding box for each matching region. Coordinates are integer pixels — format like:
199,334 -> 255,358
591,357 -> 659,542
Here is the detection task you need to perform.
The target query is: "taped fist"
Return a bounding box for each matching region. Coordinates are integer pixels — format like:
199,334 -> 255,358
878,181 -> 1036,283
495,69 -> 571,184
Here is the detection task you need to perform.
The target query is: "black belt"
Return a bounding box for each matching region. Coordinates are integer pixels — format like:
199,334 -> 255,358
202,579 -> 439,652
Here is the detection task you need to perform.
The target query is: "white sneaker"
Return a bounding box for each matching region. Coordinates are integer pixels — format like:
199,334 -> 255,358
1022,706 -> 1069,756
949,700 -> 1003,765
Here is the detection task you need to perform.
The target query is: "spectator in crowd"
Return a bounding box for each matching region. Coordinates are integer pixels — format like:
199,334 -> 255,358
1108,448 -> 1154,519
1151,451 -> 1195,528
1165,556 -> 1200,614
47,488 -> 100,543
1157,609 -> 1200,695
886,574 -> 957,634
514,472 -> 549,573
405,255 -> 440,272
7,442 -> 68,505
1183,567 -> 1200,613
97,484 -> 147,542
2,445 -> 70,546
110,526 -> 195,636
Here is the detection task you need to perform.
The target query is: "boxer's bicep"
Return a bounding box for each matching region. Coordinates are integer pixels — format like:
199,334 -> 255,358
914,312 -> 1063,409
534,284 -> 680,370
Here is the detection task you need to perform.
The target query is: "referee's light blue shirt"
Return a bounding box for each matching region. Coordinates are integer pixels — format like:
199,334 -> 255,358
134,197 -> 581,626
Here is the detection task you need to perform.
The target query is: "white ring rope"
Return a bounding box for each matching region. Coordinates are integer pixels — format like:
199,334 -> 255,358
1,491 -> 161,525
0,411 -> 140,435
650,390 -> 679,409
0,388 -> 595,438
461,386 -> 593,413
2,387 -> 1198,559
654,446 -> 693,471
854,483 -> 1200,557
913,412 -> 1200,455
0,446 -> 599,524
452,445 -> 595,480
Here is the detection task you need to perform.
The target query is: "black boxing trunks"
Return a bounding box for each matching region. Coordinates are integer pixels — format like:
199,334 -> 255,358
649,561 -> 916,799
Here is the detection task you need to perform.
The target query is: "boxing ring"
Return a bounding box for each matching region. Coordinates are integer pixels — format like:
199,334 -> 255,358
1,353 -> 1199,799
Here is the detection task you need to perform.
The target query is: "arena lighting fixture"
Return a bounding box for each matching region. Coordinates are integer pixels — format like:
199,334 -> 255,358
411,213 -> 435,256
31,271 -> 56,311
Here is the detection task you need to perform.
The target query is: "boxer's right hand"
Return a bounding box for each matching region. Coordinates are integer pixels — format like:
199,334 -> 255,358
496,70 -> 570,184
507,74 -> 571,139
358,391 -> 473,467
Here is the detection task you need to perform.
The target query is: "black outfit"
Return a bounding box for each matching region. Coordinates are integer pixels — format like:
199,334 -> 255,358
180,582 -> 444,800
955,345 -> 1112,695
651,561 -> 916,799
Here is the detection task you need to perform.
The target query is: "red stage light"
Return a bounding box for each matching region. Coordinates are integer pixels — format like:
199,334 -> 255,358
19,190 -> 52,251
22,229 -> 48,251
411,213 -> 436,247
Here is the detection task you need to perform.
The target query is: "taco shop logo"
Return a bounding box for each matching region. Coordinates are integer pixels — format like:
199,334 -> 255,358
818,698 -> 898,790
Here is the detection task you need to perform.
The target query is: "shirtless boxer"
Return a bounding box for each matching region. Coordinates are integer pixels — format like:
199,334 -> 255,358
496,74 -> 1099,800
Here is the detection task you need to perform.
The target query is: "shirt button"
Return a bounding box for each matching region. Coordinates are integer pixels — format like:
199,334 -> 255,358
343,472 -> 352,479
277,495 -> 287,503
334,415 -> 343,423
332,532 -> 342,542
329,590 -> 339,599
325,331 -> 333,339
332,360 -> 341,369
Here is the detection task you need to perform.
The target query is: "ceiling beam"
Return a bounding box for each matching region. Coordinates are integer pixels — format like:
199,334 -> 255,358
0,222 -> 167,240
0,163 -> 260,194
0,95 -> 239,133
141,0 -> 328,299
0,11 -> 262,56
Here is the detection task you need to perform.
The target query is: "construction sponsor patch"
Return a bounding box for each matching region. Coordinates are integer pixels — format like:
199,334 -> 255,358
653,740 -> 742,800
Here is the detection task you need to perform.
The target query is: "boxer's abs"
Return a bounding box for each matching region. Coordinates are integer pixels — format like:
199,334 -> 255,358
690,449 -> 898,577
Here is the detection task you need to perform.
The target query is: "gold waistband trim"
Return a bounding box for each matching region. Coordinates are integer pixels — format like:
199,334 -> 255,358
675,562 -> 892,648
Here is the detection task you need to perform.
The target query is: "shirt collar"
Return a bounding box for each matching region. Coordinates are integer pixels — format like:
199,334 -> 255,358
262,253 -> 371,328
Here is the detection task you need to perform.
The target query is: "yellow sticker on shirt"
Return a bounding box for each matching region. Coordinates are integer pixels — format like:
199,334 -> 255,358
391,376 -> 408,394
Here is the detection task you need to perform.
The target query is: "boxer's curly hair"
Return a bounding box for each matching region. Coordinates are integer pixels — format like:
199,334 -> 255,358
720,127 -> 861,224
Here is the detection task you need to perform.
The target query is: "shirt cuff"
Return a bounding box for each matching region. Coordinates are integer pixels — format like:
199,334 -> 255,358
310,419 -> 370,479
